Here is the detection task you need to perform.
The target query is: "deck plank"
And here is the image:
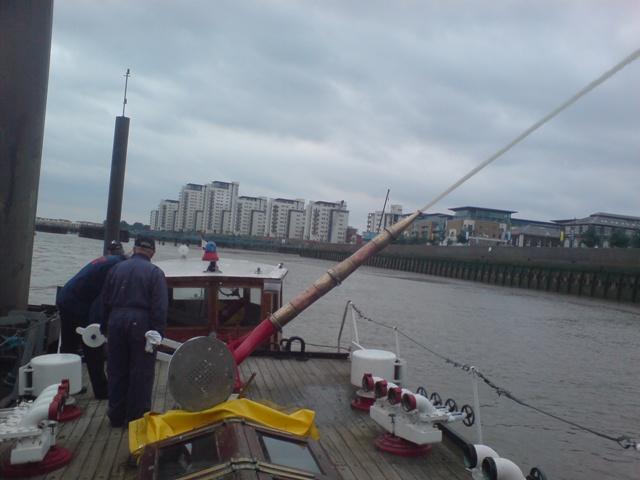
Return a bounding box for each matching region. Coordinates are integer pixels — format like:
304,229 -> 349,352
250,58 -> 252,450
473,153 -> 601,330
17,354 -> 470,479
42,399 -> 102,480
287,357 -> 405,480
56,400 -> 109,479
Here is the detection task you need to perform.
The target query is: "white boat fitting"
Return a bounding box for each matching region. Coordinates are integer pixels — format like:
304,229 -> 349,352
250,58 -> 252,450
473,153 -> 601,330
18,353 -> 82,396
0,380 -> 68,465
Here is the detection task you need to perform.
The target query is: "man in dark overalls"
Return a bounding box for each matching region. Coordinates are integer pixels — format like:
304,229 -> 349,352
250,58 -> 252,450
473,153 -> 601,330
56,241 -> 127,399
102,235 -> 167,427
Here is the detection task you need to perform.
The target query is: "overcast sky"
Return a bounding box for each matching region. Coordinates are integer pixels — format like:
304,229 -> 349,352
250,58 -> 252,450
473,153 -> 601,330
37,1 -> 640,231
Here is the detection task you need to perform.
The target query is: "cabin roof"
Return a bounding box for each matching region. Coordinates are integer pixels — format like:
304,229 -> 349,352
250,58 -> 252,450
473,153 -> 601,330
155,257 -> 288,281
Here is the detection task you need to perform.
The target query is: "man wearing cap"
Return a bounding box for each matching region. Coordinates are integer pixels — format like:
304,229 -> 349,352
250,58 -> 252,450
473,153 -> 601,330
102,235 -> 168,427
56,241 -> 127,399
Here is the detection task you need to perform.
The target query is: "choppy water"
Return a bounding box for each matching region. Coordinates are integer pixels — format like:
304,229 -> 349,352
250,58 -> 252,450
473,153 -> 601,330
30,232 -> 640,480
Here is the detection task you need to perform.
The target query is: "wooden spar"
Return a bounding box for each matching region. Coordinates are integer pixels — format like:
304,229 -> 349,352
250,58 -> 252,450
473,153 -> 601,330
232,48 -> 640,365
232,211 -> 419,364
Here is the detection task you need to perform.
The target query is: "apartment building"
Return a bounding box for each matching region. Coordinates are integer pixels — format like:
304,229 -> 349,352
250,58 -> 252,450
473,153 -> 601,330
175,183 -> 205,232
155,199 -> 179,231
304,200 -> 349,243
235,196 -> 268,237
266,198 -> 306,239
202,181 -> 239,234
404,213 -> 451,243
149,210 -> 159,231
446,206 -> 515,245
510,218 -> 562,247
554,212 -> 640,248
366,204 -> 403,233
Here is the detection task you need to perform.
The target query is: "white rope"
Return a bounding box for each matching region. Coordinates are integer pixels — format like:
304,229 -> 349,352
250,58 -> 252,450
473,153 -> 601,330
419,48 -> 640,214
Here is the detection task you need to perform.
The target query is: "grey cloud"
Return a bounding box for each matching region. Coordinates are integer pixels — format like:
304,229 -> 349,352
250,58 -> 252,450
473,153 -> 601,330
37,1 -> 640,230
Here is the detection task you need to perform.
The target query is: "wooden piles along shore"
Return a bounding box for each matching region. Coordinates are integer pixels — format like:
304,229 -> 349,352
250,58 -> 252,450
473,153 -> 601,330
300,247 -> 640,303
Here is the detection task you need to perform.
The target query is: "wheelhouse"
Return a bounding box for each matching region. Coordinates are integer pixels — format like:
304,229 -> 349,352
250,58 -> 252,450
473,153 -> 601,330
155,257 -> 287,349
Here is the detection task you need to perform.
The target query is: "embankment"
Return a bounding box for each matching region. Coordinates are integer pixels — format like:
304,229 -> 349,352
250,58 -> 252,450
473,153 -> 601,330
300,244 -> 640,303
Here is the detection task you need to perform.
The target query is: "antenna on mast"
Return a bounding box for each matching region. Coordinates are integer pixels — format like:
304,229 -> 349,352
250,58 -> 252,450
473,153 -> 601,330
377,188 -> 391,233
122,68 -> 130,117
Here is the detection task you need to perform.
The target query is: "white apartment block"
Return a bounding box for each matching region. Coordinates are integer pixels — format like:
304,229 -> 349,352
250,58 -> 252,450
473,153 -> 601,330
235,196 -> 268,237
366,204 -> 403,233
175,183 -> 205,232
202,181 -> 239,234
194,210 -> 203,232
266,198 -> 306,239
156,199 -> 179,231
287,210 -> 306,240
304,200 -> 349,243
149,210 -> 159,231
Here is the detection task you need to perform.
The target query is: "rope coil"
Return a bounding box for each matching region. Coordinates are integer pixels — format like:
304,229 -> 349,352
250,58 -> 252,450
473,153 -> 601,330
349,303 -> 638,451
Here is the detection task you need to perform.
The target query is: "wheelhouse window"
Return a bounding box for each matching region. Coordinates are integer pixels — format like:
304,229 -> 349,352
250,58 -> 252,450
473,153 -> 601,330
217,287 -> 262,328
157,431 -> 219,479
259,433 -> 322,475
167,287 -> 209,327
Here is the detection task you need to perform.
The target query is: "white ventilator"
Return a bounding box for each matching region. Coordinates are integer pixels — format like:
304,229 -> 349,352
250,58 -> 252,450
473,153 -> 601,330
0,381 -> 68,464
18,354 -> 82,396
367,375 -> 472,446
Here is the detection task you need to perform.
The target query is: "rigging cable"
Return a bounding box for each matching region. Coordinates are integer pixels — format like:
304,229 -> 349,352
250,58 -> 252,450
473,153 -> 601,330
349,303 -> 639,451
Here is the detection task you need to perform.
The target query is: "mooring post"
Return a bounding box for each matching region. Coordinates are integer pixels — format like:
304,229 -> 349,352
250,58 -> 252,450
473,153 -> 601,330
0,1 -> 54,315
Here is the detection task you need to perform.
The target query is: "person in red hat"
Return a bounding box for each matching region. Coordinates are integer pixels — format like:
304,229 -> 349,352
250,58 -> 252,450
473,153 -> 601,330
202,239 -> 219,272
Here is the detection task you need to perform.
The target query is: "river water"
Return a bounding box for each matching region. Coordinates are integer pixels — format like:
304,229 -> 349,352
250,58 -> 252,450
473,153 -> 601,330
29,232 -> 640,480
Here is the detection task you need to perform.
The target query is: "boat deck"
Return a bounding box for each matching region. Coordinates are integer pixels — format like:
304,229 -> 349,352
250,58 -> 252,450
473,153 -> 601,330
11,356 -> 469,479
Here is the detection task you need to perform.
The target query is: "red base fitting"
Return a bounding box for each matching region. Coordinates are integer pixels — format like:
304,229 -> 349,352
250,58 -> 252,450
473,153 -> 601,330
375,433 -> 433,457
1,446 -> 73,478
350,395 -> 376,412
58,404 -> 83,422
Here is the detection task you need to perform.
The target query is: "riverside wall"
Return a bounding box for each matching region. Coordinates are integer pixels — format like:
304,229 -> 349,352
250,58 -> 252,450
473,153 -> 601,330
300,245 -> 640,303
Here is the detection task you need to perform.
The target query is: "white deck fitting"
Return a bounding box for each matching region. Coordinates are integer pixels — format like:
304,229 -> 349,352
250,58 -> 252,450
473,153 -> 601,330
155,257 -> 288,281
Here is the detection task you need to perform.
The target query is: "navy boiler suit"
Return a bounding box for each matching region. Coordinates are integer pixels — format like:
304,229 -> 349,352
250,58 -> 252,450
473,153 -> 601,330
56,254 -> 126,398
102,253 -> 168,426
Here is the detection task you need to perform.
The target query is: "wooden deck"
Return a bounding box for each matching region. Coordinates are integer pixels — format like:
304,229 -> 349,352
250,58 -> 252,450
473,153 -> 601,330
9,356 -> 469,479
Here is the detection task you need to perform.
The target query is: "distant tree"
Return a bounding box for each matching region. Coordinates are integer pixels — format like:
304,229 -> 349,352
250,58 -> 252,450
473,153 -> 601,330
457,232 -> 468,244
580,227 -> 600,248
630,231 -> 640,248
609,229 -> 630,248
131,222 -> 148,231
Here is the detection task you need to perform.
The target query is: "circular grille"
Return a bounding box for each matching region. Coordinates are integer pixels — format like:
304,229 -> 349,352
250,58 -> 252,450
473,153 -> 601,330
167,336 -> 236,411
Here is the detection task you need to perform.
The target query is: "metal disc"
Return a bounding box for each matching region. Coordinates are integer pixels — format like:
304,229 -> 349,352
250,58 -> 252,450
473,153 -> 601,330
167,336 -> 236,411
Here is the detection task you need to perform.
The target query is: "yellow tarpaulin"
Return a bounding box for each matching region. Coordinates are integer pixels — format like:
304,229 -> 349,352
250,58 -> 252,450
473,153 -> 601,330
128,398 -> 320,455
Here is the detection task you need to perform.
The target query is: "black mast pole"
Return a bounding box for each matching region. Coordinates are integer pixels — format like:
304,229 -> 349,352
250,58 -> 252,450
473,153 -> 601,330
103,69 -> 131,255
0,1 -> 54,315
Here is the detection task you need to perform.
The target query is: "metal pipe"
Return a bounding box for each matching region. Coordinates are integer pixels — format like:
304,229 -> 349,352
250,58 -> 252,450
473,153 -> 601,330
0,1 -> 54,315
